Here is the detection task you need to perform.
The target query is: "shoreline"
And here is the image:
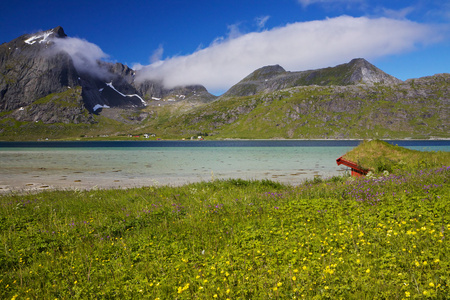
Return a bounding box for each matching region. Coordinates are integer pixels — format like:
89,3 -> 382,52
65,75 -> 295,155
1,138 -> 450,143
0,169 -> 345,194
1,140 -> 447,194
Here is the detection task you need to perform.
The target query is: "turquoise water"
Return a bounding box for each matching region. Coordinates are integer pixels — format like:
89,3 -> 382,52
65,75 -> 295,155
0,141 -> 448,192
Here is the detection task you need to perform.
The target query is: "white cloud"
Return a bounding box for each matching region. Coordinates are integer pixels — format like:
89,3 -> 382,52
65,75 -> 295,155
135,16 -> 440,94
380,7 -> 415,19
255,15 -> 270,30
297,0 -> 363,8
150,44 -> 164,63
50,36 -> 109,77
424,2 -> 450,22
226,23 -> 243,40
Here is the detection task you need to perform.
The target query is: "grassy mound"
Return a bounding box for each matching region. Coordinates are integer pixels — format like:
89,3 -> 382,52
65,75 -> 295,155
342,140 -> 450,173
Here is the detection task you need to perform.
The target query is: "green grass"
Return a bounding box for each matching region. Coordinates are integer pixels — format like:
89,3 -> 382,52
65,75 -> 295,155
31,87 -> 83,107
1,165 -> 449,299
0,114 -> 157,141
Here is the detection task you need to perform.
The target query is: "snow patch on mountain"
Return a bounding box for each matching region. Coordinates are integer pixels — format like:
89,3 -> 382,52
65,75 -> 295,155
106,82 -> 146,106
93,104 -> 110,112
24,30 -> 53,45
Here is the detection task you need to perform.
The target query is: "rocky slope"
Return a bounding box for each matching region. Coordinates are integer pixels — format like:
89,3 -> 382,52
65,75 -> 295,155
0,27 -> 78,111
7,86 -> 95,124
156,73 -> 449,139
0,26 -> 216,124
223,58 -> 402,97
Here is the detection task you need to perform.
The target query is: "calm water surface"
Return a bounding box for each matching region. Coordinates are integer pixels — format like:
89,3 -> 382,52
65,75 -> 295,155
1,140 -> 449,192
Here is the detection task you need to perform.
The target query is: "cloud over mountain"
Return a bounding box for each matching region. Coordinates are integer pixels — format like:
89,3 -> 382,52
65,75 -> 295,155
50,36 -> 109,77
135,16 -> 440,94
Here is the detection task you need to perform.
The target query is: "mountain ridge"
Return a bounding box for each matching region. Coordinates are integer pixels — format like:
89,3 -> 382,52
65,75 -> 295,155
158,73 -> 448,140
223,58 -> 402,97
0,26 -> 216,121
0,27 -> 448,140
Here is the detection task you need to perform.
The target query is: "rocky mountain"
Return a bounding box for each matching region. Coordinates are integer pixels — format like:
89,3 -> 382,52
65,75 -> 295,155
0,26 -> 216,124
0,27 -> 448,140
223,58 -> 402,97
0,27 -> 77,110
157,73 -> 449,140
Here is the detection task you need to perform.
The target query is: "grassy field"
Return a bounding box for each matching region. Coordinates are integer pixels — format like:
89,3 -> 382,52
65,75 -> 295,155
1,144 -> 449,299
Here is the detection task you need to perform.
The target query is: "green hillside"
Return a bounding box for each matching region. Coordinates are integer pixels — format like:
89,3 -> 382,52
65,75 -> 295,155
0,73 -> 448,141
143,74 -> 449,140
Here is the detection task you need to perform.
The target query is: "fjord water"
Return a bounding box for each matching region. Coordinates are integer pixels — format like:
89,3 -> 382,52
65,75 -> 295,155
0,140 -> 449,192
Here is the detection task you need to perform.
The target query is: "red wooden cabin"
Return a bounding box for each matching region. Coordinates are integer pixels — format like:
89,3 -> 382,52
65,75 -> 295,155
336,156 -> 369,177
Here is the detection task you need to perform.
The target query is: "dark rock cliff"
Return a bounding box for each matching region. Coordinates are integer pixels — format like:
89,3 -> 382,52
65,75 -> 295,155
0,27 -> 78,111
0,27 -> 215,124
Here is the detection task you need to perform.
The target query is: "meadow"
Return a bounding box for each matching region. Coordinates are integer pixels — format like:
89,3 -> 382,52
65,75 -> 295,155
1,144 -> 449,299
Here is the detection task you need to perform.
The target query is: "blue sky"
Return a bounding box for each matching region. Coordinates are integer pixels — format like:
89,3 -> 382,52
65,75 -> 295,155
1,0 -> 449,95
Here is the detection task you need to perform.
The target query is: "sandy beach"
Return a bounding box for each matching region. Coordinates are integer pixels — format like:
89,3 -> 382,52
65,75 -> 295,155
0,167 -> 336,194
0,173 -> 157,194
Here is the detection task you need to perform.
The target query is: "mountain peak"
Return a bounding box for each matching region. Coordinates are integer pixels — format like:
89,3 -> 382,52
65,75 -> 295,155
348,57 -> 370,65
22,26 -> 67,45
345,58 -> 401,85
347,58 -> 378,72
53,26 -> 67,38
242,64 -> 286,82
